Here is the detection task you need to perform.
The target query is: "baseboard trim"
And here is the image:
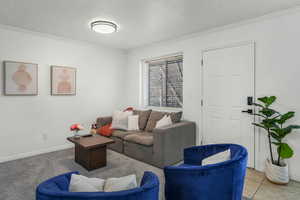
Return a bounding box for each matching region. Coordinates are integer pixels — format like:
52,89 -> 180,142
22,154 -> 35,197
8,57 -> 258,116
0,143 -> 73,163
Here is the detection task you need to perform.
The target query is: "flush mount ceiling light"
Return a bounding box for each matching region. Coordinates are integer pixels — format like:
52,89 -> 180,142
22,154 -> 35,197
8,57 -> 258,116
91,20 -> 118,34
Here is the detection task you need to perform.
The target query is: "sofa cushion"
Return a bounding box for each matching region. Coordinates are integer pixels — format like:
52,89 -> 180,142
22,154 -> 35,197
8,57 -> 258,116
145,111 -> 166,132
124,132 -> 154,146
97,123 -> 113,137
155,115 -> 172,128
112,130 -> 137,139
145,111 -> 183,132
104,174 -> 137,192
108,136 -> 123,153
69,174 -> 105,192
128,115 -> 139,131
111,110 -> 133,130
133,109 -> 152,130
202,149 -> 231,166
170,111 -> 183,123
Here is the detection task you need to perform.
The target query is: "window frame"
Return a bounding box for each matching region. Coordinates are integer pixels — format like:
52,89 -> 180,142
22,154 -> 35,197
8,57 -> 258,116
141,53 -> 183,111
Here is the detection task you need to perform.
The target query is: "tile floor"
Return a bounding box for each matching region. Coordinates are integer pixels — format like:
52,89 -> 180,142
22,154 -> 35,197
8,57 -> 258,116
244,169 -> 300,199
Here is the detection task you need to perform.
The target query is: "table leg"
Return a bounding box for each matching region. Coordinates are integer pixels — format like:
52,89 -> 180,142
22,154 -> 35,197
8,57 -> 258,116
74,145 -> 107,171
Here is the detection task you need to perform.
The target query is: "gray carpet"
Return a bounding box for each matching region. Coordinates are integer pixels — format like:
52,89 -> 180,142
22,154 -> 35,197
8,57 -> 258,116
0,148 -> 164,200
0,148 -> 250,200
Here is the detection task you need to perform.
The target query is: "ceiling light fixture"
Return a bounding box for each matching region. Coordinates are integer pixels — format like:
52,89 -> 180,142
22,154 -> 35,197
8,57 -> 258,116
91,20 -> 118,34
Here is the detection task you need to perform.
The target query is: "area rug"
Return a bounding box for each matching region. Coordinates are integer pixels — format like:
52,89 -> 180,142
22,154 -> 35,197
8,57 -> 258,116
0,148 -> 250,200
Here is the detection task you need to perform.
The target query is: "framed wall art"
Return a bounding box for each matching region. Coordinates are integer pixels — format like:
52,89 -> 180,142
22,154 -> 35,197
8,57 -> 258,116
3,61 -> 38,96
51,66 -> 76,95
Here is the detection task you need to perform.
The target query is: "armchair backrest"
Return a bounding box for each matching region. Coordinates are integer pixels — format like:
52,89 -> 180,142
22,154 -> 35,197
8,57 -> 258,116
183,143 -> 247,165
164,144 -> 248,200
36,171 -> 159,200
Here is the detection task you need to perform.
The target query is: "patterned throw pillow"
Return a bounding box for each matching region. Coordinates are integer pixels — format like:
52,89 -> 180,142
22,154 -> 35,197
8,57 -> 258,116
145,111 -> 166,132
169,111 -> 183,123
145,111 -> 182,132
155,115 -> 172,128
133,109 -> 152,130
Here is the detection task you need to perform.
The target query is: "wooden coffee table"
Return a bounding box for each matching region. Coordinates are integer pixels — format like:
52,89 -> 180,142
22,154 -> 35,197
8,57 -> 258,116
67,135 -> 114,171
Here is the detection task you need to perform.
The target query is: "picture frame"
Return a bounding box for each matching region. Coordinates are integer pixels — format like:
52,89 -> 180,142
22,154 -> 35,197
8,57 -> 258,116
3,61 -> 38,96
51,66 -> 76,96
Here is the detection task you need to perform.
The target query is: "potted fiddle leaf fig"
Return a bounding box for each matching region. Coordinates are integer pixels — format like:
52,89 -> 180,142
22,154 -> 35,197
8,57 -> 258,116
252,96 -> 300,184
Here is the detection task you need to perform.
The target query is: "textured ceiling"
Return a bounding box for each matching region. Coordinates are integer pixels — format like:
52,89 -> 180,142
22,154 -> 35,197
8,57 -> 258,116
0,0 -> 299,49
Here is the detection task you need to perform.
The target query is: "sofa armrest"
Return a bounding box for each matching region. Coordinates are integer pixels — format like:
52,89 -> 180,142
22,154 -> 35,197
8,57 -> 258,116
96,116 -> 112,128
152,121 -> 196,166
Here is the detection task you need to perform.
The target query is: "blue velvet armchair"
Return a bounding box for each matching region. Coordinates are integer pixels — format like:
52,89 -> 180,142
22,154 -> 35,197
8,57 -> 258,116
164,144 -> 248,200
36,171 -> 159,200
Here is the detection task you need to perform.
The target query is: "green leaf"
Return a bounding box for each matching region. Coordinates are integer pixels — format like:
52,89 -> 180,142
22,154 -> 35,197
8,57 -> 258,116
286,125 -> 300,130
270,132 -> 281,141
283,127 -> 292,135
259,108 -> 277,117
252,123 -> 267,130
278,143 -> 294,159
270,128 -> 283,135
252,113 -> 267,118
258,96 -> 276,107
258,96 -> 268,104
261,118 -> 277,128
271,127 -> 292,138
277,112 -> 295,124
271,115 -> 282,120
272,142 -> 281,145
252,103 -> 264,108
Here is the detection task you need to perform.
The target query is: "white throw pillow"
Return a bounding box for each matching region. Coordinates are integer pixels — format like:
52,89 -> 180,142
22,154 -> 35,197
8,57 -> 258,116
155,115 -> 172,128
69,174 -> 105,192
202,149 -> 231,166
111,110 -> 133,130
127,115 -> 139,131
104,174 -> 137,192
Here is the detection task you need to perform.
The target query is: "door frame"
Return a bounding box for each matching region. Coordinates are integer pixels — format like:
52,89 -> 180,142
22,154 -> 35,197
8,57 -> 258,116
200,41 -> 258,169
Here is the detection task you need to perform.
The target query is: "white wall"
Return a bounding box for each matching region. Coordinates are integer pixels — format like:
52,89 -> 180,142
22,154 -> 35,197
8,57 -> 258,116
126,9 -> 300,181
0,26 -> 126,162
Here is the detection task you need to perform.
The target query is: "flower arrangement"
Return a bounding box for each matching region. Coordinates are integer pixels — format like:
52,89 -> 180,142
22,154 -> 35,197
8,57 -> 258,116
70,123 -> 84,138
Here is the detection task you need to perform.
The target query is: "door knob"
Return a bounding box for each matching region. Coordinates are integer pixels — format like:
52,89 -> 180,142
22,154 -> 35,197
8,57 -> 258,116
241,109 -> 253,114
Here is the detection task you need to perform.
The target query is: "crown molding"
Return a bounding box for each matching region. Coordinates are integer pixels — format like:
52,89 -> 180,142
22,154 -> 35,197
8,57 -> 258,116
128,6 -> 300,51
0,5 -> 299,52
0,23 -> 125,52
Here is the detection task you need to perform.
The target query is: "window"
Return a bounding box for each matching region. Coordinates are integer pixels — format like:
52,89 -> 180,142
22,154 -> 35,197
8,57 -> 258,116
145,55 -> 183,108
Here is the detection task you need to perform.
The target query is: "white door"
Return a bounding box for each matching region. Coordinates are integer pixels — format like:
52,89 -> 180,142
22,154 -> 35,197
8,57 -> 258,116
202,42 -> 255,167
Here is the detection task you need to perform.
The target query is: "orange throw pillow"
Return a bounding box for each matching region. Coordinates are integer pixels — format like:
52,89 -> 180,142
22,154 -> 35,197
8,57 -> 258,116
123,107 -> 134,111
97,123 -> 113,137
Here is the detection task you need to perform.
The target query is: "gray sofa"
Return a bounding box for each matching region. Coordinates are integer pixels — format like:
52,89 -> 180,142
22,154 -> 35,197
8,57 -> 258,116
96,110 -> 196,168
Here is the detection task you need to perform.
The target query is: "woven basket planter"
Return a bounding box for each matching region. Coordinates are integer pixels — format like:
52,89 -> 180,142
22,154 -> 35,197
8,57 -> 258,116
265,159 -> 289,184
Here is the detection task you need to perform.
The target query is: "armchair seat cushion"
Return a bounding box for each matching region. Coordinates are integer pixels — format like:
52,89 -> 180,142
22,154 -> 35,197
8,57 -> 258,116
124,132 -> 154,146
112,130 -> 137,139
